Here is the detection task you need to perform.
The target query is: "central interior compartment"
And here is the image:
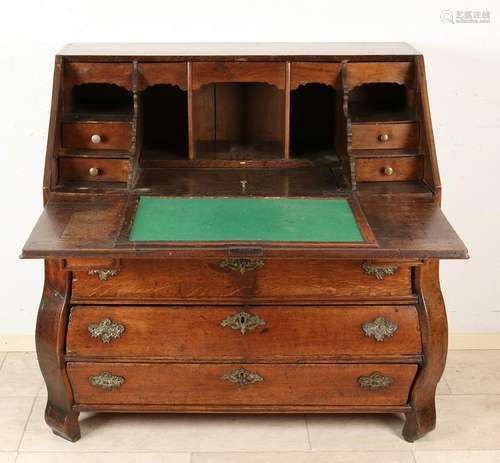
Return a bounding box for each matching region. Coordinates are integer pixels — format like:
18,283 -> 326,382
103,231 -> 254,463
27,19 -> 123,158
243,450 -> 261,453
290,84 -> 337,159
193,82 -> 285,160
141,84 -> 189,161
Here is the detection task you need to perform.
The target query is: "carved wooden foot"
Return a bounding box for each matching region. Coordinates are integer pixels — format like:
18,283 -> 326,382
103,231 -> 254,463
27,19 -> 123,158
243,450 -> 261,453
45,401 -> 81,442
403,399 -> 436,442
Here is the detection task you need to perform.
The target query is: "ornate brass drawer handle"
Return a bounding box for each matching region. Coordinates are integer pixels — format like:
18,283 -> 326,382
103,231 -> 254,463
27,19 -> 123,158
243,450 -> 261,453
87,269 -> 119,281
220,258 -> 264,275
88,318 -> 125,343
358,372 -> 394,391
89,371 -> 124,390
222,368 -> 264,386
362,316 -> 398,342
221,311 -> 266,335
362,262 -> 398,280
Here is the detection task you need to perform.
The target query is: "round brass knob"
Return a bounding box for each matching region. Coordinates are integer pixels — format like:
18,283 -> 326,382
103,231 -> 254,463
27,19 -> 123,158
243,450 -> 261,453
88,167 -> 100,177
383,166 -> 394,176
90,134 -> 102,144
378,133 -> 390,142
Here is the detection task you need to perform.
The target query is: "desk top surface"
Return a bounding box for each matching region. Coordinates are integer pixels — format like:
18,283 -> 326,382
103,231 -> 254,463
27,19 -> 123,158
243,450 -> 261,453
59,42 -> 420,57
22,192 -> 468,260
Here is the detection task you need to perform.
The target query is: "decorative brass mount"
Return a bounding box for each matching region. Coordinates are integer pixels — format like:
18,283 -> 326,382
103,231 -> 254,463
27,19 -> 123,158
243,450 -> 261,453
89,372 -> 125,390
362,262 -> 398,280
362,316 -> 398,342
358,372 -> 394,391
222,368 -> 264,386
87,269 -> 119,281
221,311 -> 266,335
88,318 -> 125,343
220,258 -> 264,275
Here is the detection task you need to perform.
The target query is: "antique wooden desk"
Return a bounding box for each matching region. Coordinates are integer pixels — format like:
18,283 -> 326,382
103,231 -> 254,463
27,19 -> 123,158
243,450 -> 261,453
22,43 -> 468,442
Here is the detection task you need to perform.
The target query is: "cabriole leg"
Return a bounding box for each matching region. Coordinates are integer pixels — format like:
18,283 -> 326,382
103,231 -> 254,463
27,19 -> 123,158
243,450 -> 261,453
403,259 -> 447,442
36,260 -> 80,441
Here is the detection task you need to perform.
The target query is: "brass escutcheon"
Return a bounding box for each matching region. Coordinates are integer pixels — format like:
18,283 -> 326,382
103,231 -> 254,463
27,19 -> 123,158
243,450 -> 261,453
222,368 -> 264,386
362,316 -> 398,342
89,372 -> 124,390
220,258 -> 264,275
362,262 -> 398,280
88,318 -> 125,343
87,269 -> 119,281
221,311 -> 266,335
358,372 -> 394,391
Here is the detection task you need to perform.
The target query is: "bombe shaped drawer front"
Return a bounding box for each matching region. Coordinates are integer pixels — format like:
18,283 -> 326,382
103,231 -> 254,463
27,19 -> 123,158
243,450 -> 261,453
67,362 -> 418,407
67,305 -> 422,359
71,259 -> 413,303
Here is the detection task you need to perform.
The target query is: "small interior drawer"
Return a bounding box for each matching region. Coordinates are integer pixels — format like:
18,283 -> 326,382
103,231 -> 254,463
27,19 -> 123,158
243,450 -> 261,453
192,62 -> 286,90
59,158 -> 129,183
62,122 -> 132,151
356,156 -> 423,182
351,123 -> 419,150
346,62 -> 414,90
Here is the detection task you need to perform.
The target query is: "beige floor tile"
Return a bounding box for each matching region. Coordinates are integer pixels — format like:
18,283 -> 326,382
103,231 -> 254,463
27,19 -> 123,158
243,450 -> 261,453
413,396 -> 500,450
0,397 -> 35,451
0,453 -> 17,463
414,450 -> 500,462
436,378 -> 452,395
21,397 -> 309,452
192,451 -> 415,463
16,453 -> 190,463
0,352 -> 7,369
0,352 -> 43,397
307,413 -> 410,451
443,350 -> 500,394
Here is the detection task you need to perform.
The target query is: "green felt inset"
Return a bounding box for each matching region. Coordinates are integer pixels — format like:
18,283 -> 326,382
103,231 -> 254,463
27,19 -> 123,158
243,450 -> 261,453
129,197 -> 363,243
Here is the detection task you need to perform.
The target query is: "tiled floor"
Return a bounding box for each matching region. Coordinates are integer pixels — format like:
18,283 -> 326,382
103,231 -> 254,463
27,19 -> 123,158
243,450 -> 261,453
0,351 -> 499,462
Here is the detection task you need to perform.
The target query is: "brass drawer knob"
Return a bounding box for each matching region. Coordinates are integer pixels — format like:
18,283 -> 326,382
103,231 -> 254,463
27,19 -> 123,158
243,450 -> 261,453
91,134 -> 102,144
221,311 -> 266,335
383,166 -> 394,176
88,318 -> 125,343
220,258 -> 264,275
89,371 -> 124,390
362,316 -> 398,342
222,368 -> 264,386
88,167 -> 100,177
358,372 -> 394,391
378,133 -> 390,142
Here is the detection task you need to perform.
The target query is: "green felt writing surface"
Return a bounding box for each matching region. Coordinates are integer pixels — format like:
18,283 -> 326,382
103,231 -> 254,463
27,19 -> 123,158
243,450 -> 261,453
129,197 -> 363,243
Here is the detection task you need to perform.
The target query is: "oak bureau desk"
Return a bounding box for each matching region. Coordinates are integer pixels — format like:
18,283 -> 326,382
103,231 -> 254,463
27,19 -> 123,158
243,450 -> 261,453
22,43 -> 468,442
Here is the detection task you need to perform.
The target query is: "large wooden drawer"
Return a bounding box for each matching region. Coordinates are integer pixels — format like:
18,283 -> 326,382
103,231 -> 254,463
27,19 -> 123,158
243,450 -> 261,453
67,362 -> 418,406
71,259 -> 413,304
66,305 -> 422,359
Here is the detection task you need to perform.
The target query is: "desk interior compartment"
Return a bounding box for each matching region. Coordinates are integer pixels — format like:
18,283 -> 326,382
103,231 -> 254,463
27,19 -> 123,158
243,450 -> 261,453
290,83 -> 337,159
